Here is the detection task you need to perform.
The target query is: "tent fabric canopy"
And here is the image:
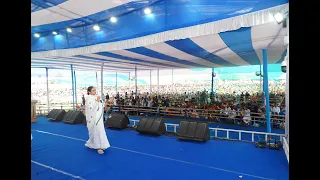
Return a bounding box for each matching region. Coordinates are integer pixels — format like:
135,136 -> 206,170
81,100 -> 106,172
31,0 -> 288,72
32,21 -> 287,71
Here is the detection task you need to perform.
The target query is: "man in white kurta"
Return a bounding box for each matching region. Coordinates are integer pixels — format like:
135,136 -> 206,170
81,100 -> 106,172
243,108 -> 252,125
85,95 -> 110,153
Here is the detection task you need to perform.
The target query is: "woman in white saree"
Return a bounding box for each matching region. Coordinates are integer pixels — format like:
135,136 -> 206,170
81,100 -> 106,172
85,86 -> 110,154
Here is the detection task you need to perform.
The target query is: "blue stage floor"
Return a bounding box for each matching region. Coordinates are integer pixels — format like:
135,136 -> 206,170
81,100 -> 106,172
31,116 -> 288,180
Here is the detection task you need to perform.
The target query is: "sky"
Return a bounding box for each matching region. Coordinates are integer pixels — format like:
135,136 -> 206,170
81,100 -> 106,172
31,64 -> 285,86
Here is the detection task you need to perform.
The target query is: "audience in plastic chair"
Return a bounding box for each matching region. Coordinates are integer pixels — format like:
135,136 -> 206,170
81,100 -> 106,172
242,107 -> 252,125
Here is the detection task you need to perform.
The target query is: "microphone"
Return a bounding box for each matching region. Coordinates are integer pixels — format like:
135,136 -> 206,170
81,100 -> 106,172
95,95 -> 103,103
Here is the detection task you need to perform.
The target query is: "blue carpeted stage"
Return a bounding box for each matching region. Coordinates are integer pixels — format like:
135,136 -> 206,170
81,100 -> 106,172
31,116 -> 288,180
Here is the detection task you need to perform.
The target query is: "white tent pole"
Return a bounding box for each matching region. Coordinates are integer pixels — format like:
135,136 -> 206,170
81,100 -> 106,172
116,72 -> 118,94
135,66 -> 137,96
71,65 -> 75,110
172,69 -> 174,92
157,68 -> 159,95
150,70 -> 152,94
74,70 -> 77,105
285,16 -> 289,143
101,62 -> 104,98
128,72 -> 130,92
46,68 -> 50,113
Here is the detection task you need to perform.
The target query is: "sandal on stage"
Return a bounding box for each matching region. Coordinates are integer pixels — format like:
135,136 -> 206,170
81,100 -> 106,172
97,149 -> 104,154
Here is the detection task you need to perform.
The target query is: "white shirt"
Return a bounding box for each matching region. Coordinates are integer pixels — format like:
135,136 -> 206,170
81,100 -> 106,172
272,107 -> 280,114
244,109 -> 251,117
224,107 -> 231,114
228,109 -> 237,118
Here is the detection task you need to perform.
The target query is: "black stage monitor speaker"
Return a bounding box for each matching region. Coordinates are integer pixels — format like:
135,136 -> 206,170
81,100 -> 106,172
47,109 -> 61,119
177,121 -> 210,142
63,110 -> 86,124
136,117 -> 166,136
47,109 -> 66,122
46,109 -> 56,119
105,114 -> 130,129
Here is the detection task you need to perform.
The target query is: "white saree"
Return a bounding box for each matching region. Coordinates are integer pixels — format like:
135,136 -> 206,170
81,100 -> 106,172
85,95 -> 110,150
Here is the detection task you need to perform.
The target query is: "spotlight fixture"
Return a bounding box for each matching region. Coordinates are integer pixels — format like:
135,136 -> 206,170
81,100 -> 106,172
255,72 -> 263,77
34,33 -> 40,38
93,24 -> 100,31
52,31 -> 58,35
274,13 -> 284,23
281,59 -> 287,73
110,17 -> 117,23
212,73 -> 216,77
273,11 -> 288,25
144,8 -> 152,15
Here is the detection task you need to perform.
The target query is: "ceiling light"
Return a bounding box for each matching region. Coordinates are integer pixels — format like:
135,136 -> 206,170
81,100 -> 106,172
144,8 -> 151,15
110,17 -> 117,23
93,24 -> 100,31
66,28 -> 72,33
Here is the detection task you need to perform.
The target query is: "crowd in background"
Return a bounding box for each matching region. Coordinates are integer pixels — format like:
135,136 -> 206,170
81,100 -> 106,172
32,79 -> 286,129
102,90 -> 285,128
32,80 -> 285,105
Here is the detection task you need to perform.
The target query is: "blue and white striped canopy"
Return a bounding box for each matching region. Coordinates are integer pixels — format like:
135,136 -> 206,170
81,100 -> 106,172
31,0 -> 288,72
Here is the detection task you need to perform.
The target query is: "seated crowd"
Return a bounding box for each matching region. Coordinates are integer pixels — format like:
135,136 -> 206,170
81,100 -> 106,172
86,90 -> 285,129
32,80 -> 286,129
